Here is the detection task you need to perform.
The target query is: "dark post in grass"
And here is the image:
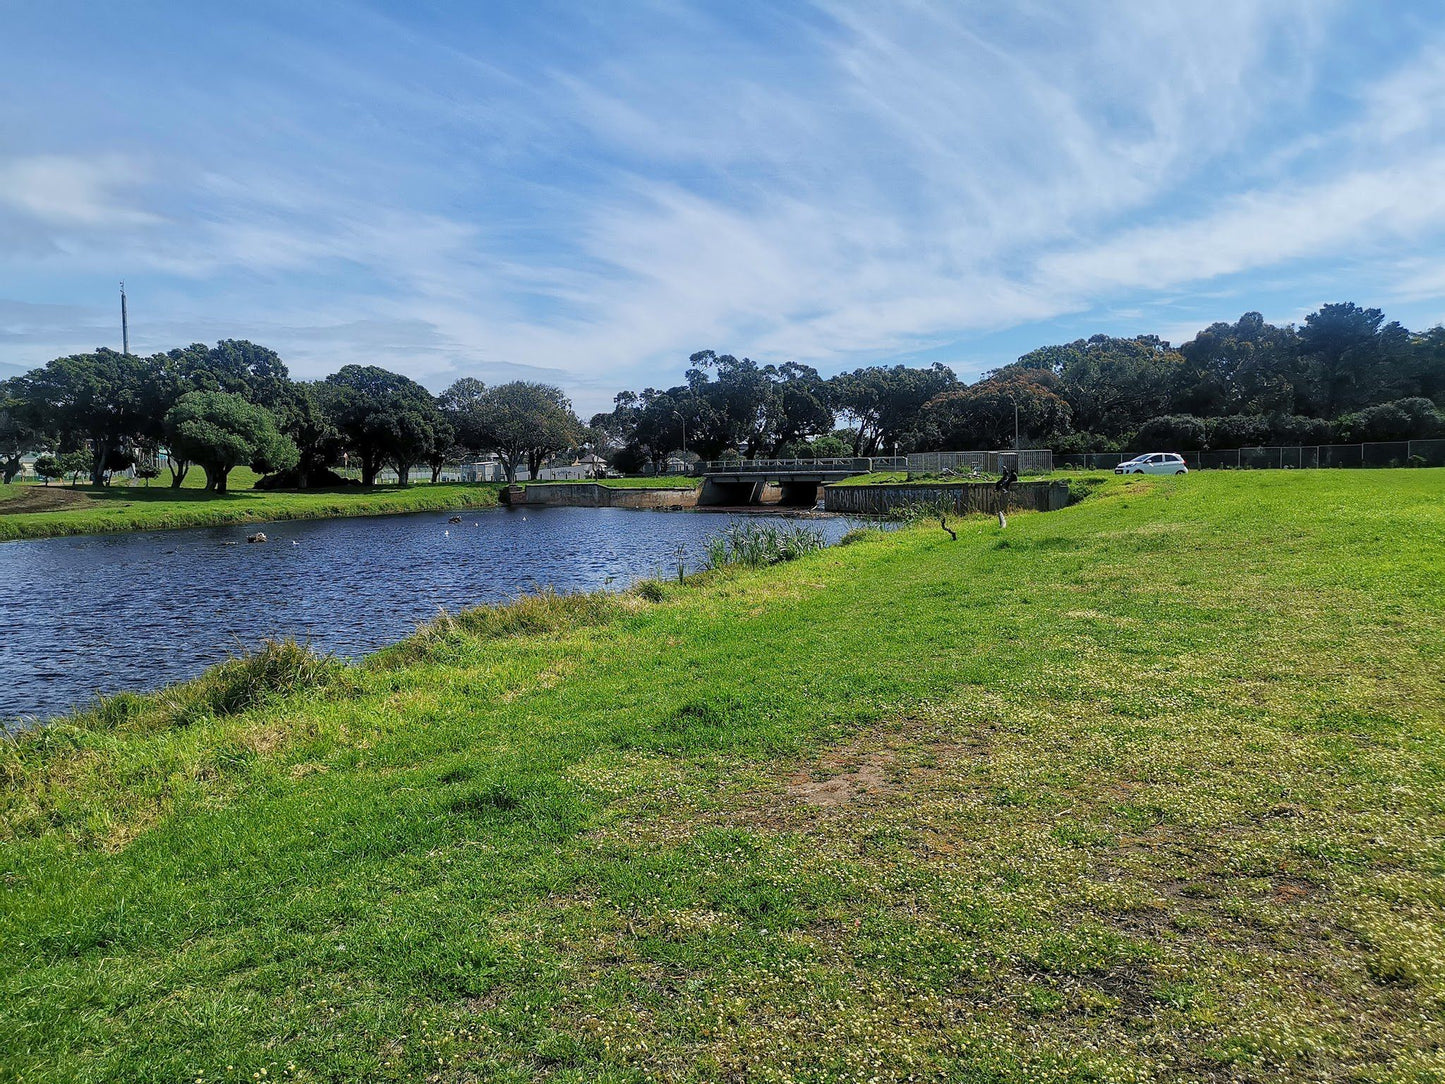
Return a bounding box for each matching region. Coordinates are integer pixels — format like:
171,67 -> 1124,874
995,463 -> 1018,529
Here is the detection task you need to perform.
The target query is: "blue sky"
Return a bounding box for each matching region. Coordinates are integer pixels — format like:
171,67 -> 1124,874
2,1 -> 1444,413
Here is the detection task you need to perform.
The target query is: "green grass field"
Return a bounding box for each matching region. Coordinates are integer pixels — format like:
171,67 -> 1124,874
3,471 -> 1443,1082
0,482 -> 503,541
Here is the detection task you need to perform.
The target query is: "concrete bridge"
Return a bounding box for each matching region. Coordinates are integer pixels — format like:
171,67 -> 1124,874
507,451 -> 1057,511
695,450 -> 1053,507
697,457 -> 899,506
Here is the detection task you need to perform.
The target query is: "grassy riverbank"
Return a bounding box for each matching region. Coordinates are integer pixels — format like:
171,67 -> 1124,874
0,482 -> 504,541
3,471 -> 1443,1082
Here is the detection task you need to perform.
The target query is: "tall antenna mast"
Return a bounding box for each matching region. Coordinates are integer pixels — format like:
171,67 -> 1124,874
120,281 -> 130,355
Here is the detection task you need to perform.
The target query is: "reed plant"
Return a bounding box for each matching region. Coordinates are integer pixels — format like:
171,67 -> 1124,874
704,520 -> 828,569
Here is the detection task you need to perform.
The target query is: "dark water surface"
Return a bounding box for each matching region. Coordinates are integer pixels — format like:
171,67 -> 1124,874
1,506 -> 851,722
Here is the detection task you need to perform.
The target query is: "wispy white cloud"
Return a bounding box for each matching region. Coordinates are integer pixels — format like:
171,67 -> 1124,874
1033,153 -> 1445,297
0,154 -> 161,228
1,1 -> 1443,408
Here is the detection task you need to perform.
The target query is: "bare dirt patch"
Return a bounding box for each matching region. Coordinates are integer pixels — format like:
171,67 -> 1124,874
782,721 -> 993,809
787,751 -> 895,807
0,486 -> 90,515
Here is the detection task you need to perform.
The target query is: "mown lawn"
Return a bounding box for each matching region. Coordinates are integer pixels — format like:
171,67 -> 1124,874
2,470 -> 1443,1083
0,482 -> 503,541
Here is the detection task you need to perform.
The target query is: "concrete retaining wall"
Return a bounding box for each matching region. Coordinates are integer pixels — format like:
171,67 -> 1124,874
823,479 -> 1069,516
506,483 -> 700,509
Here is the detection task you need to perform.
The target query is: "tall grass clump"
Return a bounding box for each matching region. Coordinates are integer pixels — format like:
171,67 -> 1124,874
376,588 -> 629,667
705,521 -> 827,570
7,638 -> 349,737
101,638 -> 347,730
890,494 -> 955,524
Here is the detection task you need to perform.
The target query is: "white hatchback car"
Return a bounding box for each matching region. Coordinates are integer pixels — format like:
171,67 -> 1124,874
1115,452 -> 1189,475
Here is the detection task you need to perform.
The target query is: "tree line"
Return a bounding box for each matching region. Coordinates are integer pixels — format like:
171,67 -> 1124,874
2,302 -> 1443,488
0,343 -> 587,488
593,304 -> 1444,469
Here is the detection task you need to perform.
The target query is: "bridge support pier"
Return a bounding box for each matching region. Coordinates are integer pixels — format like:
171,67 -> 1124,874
699,475 -> 835,507
699,479 -> 793,506
777,481 -> 822,507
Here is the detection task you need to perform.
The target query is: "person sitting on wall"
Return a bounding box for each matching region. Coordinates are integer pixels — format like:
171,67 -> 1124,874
995,466 -> 1019,492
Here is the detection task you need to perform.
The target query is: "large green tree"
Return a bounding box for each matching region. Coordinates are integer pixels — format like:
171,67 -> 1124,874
919,372 -> 1073,450
828,363 -> 957,455
475,381 -> 586,483
1009,335 -> 1184,439
762,362 -> 834,456
684,352 -> 776,457
13,349 -> 153,485
1299,303 -> 1411,418
424,417 -> 464,484
321,365 -> 441,486
1177,312 -> 1304,416
1,378 -> 51,484
438,378 -> 490,453
163,391 -> 298,492
1405,327 -> 1445,407
143,341 -> 299,485
273,382 -> 344,487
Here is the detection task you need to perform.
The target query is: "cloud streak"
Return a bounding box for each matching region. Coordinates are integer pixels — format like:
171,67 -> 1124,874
0,1 -> 1442,409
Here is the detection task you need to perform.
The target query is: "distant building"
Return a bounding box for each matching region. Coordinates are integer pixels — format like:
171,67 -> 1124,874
537,452 -> 611,481
460,458 -> 510,483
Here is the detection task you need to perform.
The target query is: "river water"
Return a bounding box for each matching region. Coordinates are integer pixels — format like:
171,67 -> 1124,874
0,506 -> 852,723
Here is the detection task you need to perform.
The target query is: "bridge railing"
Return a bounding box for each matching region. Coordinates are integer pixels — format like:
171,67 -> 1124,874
701,457 -> 905,473
697,450 -> 1054,474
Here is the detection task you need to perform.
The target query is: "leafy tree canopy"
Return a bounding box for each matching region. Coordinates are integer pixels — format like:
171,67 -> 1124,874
474,381 -> 586,482
919,372 -> 1073,451
163,390 -> 297,492
13,349 -> 154,484
322,365 -> 441,486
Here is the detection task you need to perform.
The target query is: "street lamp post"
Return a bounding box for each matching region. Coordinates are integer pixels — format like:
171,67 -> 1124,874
673,410 -> 687,473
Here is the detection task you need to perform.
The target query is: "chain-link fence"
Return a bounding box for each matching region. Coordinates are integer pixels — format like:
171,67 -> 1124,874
1061,439 -> 1445,472
905,449 -> 1054,474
